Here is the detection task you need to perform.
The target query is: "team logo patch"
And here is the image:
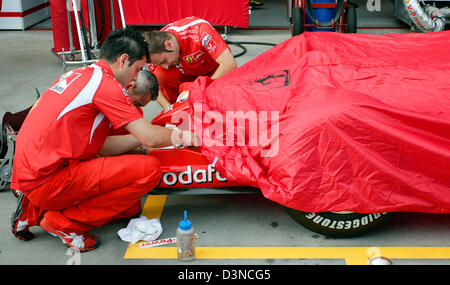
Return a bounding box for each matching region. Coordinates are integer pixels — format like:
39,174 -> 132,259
201,32 -> 216,52
176,64 -> 185,74
202,33 -> 211,47
183,50 -> 204,64
50,71 -> 82,94
121,87 -> 137,109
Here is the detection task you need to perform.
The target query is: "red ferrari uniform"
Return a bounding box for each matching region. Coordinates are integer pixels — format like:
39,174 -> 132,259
11,59 -> 161,232
149,17 -> 229,103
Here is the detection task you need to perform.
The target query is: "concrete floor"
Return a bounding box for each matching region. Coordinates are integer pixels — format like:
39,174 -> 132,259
1,17 -> 450,270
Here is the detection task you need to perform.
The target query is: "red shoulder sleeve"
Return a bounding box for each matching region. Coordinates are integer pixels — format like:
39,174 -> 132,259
93,79 -> 142,130
198,21 -> 229,60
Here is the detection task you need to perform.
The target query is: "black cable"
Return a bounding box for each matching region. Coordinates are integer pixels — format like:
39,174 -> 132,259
79,3 -> 92,60
225,40 -> 276,58
97,0 -> 105,43
226,40 -> 247,58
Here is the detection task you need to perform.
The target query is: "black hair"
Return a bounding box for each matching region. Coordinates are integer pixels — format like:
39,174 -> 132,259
100,28 -> 150,65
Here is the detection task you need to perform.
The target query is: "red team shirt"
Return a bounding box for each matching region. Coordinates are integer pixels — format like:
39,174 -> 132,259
148,17 -> 229,101
149,17 -> 229,76
11,60 -> 143,192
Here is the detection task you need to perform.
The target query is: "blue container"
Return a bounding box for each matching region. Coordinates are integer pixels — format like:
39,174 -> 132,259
305,0 -> 337,32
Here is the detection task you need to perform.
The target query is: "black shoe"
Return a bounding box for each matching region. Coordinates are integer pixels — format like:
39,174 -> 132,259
11,193 -> 35,241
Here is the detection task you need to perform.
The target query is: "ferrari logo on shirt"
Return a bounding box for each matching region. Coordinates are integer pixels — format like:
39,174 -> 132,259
183,50 -> 204,64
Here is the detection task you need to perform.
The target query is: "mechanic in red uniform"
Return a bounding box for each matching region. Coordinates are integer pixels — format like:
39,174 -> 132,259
108,69 -> 159,143
10,28 -> 197,252
144,17 -> 237,109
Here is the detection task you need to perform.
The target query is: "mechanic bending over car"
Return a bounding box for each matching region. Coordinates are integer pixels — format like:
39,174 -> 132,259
144,16 -> 238,109
10,28 -> 198,252
106,69 -> 159,155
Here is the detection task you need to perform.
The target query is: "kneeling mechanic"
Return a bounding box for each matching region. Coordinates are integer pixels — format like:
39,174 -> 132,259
10,28 -> 197,252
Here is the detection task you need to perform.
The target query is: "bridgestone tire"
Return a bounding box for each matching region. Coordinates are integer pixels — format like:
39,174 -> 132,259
284,208 -> 393,237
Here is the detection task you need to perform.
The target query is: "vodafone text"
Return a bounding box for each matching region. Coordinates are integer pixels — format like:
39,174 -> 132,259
160,164 -> 227,186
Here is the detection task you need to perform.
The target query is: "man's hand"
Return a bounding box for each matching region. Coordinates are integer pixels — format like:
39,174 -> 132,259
171,128 -> 200,148
125,118 -> 199,149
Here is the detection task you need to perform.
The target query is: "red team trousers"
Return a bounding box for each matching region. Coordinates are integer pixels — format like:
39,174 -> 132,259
21,154 -> 161,232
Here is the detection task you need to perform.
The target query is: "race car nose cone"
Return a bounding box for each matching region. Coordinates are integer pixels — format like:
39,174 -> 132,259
368,256 -> 393,265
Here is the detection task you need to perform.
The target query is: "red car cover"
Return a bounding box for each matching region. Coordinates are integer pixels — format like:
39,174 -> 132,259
188,31 -> 450,213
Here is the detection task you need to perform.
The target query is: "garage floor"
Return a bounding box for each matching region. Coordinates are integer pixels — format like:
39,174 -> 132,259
1,6 -> 450,271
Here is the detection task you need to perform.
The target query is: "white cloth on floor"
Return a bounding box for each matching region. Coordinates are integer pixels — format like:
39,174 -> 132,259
117,216 -> 163,244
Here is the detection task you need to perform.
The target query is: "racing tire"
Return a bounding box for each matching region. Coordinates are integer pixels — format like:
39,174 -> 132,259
345,3 -> 357,33
291,6 -> 304,36
284,207 -> 393,237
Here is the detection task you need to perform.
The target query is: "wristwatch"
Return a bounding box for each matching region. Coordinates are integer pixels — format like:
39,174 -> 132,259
139,145 -> 148,154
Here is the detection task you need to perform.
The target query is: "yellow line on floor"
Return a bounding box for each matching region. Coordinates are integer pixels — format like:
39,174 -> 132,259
123,195 -> 450,264
125,245 -> 450,264
140,194 -> 167,219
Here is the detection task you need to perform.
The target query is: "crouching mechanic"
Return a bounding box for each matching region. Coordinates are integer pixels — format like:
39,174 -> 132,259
10,28 -> 197,252
144,16 -> 237,109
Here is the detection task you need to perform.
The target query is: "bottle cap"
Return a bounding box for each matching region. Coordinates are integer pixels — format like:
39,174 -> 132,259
179,210 -> 192,230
